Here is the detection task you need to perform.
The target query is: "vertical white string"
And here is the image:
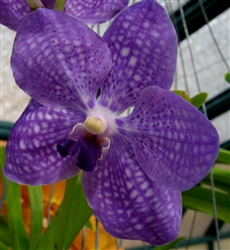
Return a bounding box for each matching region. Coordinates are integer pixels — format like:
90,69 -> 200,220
116,238 -> 119,250
185,211 -> 197,250
97,24 -> 100,35
198,0 -> 229,71
47,183 -> 55,225
177,1 -> 221,249
166,0 -> 189,92
95,218 -> 99,250
81,226 -> 86,250
116,238 -> 123,250
177,0 -> 201,92
209,167 -> 221,250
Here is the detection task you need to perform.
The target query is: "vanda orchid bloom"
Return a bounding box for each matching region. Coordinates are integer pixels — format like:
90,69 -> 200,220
4,0 -> 219,245
0,0 -> 129,31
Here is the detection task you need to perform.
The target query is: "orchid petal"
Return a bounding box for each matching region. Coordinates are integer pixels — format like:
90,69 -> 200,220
11,8 -> 112,111
117,86 -> 219,191
98,0 -> 177,114
0,0 -> 31,31
4,99 -> 85,185
82,134 -> 182,245
64,0 -> 129,24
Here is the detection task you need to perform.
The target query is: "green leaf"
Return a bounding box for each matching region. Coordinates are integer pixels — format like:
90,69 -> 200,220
0,146 -> 6,170
0,147 -> 10,248
216,148 -> 230,164
182,186 -> 230,223
28,186 -> 43,249
85,219 -> 93,230
1,146 -> 29,249
225,72 -> 230,83
190,92 -> 208,108
201,168 -> 230,194
0,241 -> 10,250
172,90 -> 208,108
0,215 -> 11,247
35,174 -> 92,250
172,90 -> 190,101
54,0 -> 67,11
5,181 -> 29,249
154,237 -> 185,250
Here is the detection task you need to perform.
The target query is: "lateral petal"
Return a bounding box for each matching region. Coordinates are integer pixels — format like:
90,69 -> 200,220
98,0 -> 177,114
0,0 -> 31,31
64,0 -> 129,24
11,8 -> 112,111
117,86 -> 219,191
82,134 -> 182,245
4,99 -> 85,185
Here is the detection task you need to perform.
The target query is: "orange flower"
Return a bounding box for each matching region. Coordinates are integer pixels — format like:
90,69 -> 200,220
72,216 -> 120,250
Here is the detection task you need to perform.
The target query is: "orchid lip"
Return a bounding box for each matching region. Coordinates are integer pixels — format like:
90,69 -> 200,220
57,138 -> 101,172
57,121 -> 111,172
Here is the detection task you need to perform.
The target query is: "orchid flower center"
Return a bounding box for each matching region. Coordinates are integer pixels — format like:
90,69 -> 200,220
57,111 -> 114,172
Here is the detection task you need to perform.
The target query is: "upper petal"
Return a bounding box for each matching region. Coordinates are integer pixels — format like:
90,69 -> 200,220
117,86 -> 219,191
0,0 -> 31,31
82,134 -> 182,245
98,0 -> 177,114
4,99 -> 85,185
64,0 -> 129,24
11,8 -> 112,111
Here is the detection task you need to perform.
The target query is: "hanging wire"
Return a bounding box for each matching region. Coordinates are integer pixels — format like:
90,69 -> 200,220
116,238 -> 123,250
198,0 -> 229,71
47,183 -> 55,225
95,218 -> 99,250
177,0 -> 200,92
209,166 -> 221,250
177,1 -> 221,249
0,179 -> 8,210
164,0 -> 177,90
166,0 -> 189,92
97,24 -> 100,35
116,239 -> 119,250
185,211 -> 197,250
81,226 -> 86,250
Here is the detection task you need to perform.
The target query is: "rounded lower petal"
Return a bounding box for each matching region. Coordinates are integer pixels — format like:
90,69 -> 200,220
11,8 -> 112,111
82,134 -> 182,245
4,99 -> 85,185
117,86 -> 219,191
0,0 -> 31,31
64,0 -> 129,24
98,0 -> 177,114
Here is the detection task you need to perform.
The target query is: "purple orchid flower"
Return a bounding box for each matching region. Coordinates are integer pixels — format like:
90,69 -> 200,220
4,0 -> 219,245
0,0 -> 129,31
